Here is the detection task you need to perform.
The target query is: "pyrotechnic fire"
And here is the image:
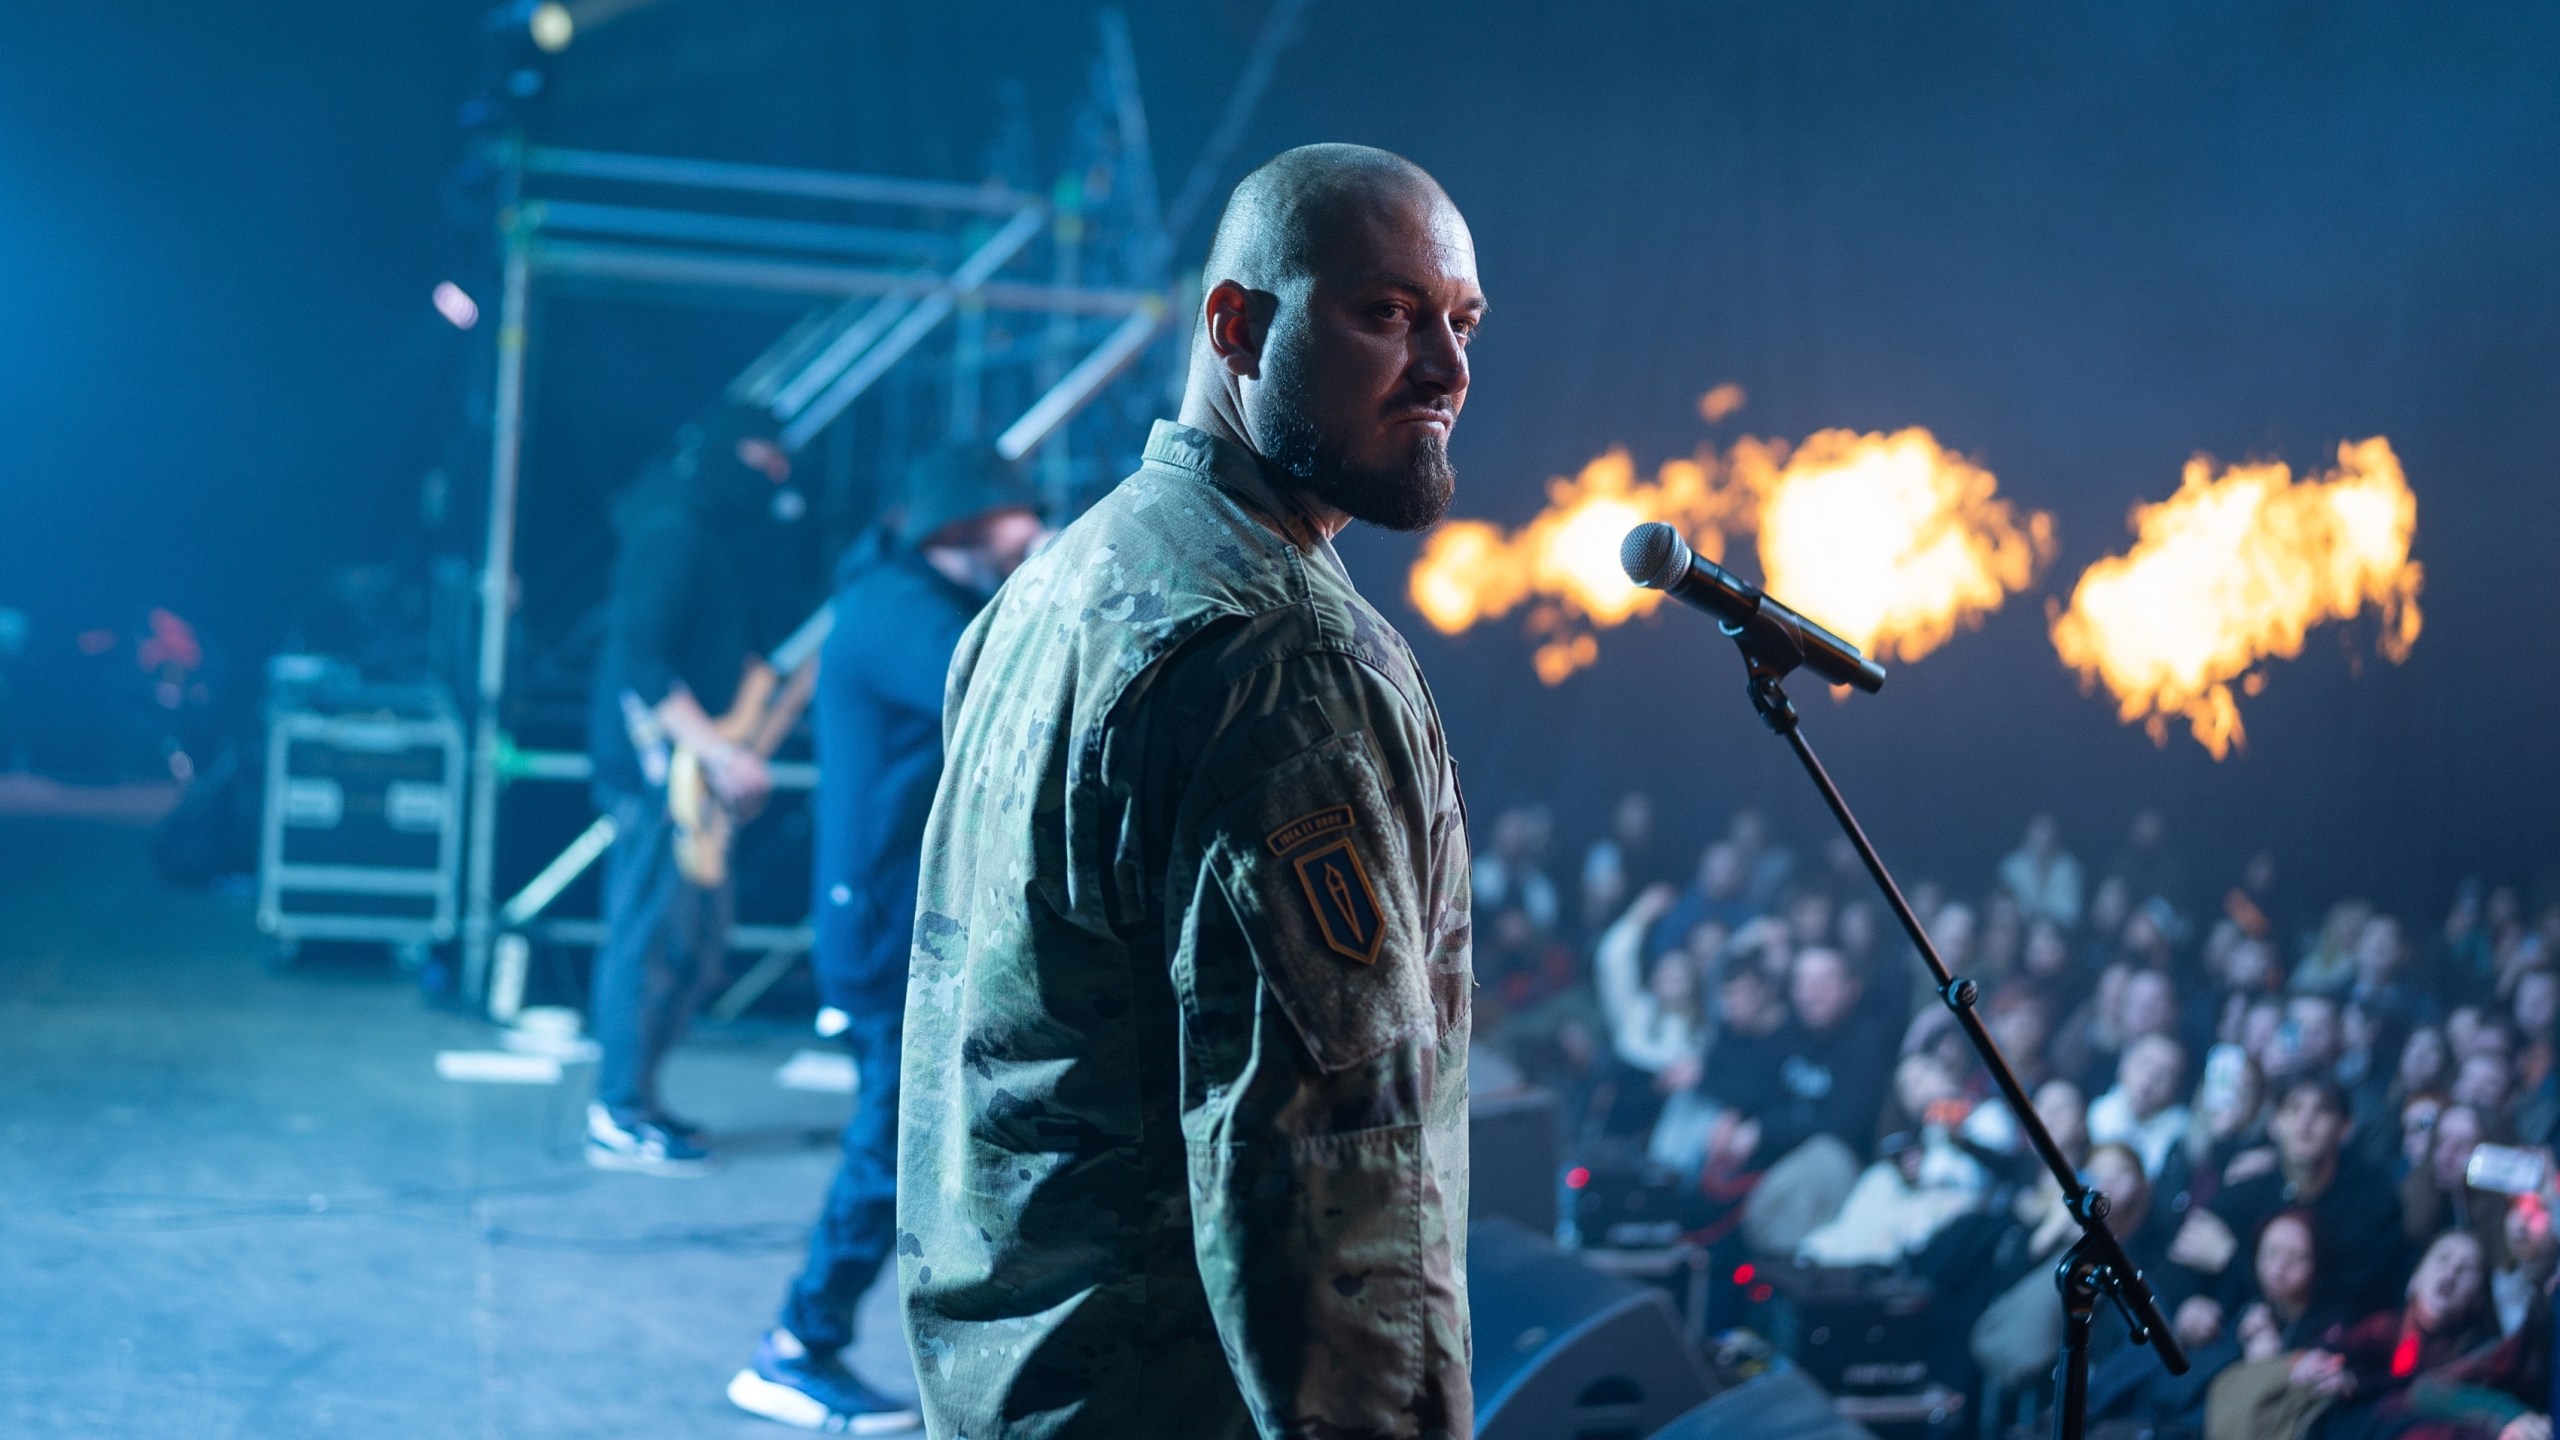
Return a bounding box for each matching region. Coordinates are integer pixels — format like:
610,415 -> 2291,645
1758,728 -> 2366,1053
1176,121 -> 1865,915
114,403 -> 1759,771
1408,448 -> 1740,682
1733,428 -> 2054,663
2049,437 -> 2422,758
1409,427 -> 2049,683
1699,383 -> 1748,423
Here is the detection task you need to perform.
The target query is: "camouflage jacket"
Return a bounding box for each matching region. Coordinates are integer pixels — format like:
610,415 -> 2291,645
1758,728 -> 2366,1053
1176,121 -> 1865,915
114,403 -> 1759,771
898,421 -> 1474,1439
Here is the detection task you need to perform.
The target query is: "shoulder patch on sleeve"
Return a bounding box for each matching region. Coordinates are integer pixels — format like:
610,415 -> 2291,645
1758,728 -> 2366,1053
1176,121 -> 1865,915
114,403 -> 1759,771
1290,836 -> 1385,965
1265,804 -> 1355,856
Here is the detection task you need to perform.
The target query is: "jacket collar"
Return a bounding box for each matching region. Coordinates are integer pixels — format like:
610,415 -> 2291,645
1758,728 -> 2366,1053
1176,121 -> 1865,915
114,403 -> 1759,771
1141,420 -> 1331,553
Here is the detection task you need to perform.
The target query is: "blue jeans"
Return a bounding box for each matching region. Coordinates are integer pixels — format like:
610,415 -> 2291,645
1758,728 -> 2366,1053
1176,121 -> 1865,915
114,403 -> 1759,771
591,791 -> 732,1120
779,1005 -> 904,1353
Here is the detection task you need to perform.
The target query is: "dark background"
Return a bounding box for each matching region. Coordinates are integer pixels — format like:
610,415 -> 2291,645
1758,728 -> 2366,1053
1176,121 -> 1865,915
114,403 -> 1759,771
3,1 -> 2554,919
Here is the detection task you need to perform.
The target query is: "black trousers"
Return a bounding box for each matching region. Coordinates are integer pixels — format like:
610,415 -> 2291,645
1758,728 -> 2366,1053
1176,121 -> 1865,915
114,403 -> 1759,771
778,1006 -> 904,1353
591,790 -> 731,1120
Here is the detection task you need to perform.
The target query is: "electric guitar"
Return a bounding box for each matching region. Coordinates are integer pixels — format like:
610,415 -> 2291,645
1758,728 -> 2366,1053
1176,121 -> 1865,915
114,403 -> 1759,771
628,604 -> 834,889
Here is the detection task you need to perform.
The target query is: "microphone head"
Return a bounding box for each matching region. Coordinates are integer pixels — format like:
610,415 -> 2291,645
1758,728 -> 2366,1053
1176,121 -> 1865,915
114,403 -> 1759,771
1620,522 -> 1686,588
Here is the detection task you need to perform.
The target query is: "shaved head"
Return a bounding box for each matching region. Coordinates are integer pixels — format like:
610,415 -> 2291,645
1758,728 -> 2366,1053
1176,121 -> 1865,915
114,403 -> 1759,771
1201,143 -> 1448,298
1182,144 -> 1483,533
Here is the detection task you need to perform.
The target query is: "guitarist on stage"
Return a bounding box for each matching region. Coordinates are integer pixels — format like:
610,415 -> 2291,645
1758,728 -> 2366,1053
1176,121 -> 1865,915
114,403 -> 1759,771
585,405 -> 806,1175
728,446 -> 1044,1432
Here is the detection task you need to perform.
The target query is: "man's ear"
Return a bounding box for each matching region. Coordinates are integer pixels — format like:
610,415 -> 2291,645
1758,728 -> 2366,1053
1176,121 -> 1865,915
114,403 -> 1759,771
1202,279 -> 1276,381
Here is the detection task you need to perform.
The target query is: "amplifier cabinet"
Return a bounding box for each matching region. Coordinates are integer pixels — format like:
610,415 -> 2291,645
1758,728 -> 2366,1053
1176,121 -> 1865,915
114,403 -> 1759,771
256,681 -> 463,957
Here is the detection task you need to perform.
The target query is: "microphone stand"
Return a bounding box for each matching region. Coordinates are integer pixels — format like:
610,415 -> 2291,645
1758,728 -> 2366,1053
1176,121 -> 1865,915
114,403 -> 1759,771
1709,618 -> 2188,1440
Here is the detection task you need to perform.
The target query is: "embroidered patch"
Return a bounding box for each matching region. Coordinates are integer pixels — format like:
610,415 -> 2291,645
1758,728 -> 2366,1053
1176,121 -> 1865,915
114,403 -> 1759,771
1290,838 -> 1385,965
1266,805 -> 1356,856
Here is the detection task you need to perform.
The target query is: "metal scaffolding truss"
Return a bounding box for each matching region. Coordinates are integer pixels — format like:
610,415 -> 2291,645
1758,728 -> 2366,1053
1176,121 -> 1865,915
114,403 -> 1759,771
460,122 -> 1180,1003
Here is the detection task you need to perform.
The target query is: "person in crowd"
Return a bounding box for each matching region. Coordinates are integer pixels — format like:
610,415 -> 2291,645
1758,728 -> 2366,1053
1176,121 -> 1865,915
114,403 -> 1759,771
2107,807 -> 2187,917
2297,899 -> 2379,997
1998,812 -> 2086,930
2090,1033 -> 2194,1179
2020,916 -> 2080,1001
1979,890 -> 2027,984
1649,839 -> 1758,964
2173,1077 -> 2407,1337
1794,1054 -> 1990,1266
2225,849 -> 2285,951
1695,955 -> 1792,1139
2444,881 -> 2503,1004
2493,1194 -> 2557,1339
2182,1042 -> 2276,1205
1475,803 -> 1560,934
2399,1027 -> 2458,1113
2085,874 -> 2134,968
1727,807 -> 1796,910
730,447 -> 1046,1433
1576,791 -> 1654,936
2352,914 -> 2433,1034
2236,1210 -> 2355,1359
2343,999 -> 2391,1109
2358,1024 -> 2450,1173
1835,897 -> 1894,1006
2404,1101 -> 2509,1248
1592,883 -> 1706,1093
2461,1055 -> 2519,1119
1987,983 -> 2056,1090
1916,1083 -> 2090,1401
1755,947 -> 1892,1161
2075,965 -> 2182,1097
1782,886 -> 1836,957
2453,1005 -> 2494,1066
2089,1140 -> 2185,1321
2119,895 -> 2184,973
2268,993 -> 2347,1086
1898,897 -> 1976,1023
1722,946 -> 1894,1255
584,406 -> 802,1174
2509,970 -> 2560,1144
2053,960 -> 2130,1091
1577,836 -> 1627,941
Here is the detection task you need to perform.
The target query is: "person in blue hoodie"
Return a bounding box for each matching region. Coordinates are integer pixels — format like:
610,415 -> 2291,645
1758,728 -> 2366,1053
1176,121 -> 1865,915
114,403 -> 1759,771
729,446 -> 1046,1434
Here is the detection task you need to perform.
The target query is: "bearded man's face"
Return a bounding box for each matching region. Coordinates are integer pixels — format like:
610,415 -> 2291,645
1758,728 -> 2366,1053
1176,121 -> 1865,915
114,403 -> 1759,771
1241,188 -> 1483,532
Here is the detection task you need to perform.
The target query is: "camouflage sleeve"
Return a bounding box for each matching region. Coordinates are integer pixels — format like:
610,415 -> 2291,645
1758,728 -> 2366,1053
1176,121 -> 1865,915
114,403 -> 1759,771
1159,647 -> 1471,1440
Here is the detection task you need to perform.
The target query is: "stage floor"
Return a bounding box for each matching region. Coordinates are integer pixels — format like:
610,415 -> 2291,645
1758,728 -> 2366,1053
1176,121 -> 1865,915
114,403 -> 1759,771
0,814 -> 914,1439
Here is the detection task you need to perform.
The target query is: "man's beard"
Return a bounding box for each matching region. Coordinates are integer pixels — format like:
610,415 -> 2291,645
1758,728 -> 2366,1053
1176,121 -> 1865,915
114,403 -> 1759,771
1258,339 -> 1456,533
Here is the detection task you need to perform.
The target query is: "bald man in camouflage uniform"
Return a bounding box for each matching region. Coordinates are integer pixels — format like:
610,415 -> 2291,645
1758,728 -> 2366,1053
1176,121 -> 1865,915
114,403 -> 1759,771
899,145 -> 1486,1439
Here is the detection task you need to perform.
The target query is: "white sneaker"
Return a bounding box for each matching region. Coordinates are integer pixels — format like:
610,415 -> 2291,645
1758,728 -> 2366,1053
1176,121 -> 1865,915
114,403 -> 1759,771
584,1101 -> 719,1177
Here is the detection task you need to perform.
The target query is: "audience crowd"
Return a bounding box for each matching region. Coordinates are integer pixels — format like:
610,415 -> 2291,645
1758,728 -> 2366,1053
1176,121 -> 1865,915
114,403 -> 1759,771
1473,795 -> 2560,1440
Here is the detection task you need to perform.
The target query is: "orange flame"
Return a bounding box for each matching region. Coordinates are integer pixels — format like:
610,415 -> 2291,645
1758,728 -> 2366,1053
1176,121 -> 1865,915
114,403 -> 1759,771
1409,427 -> 2048,683
1733,428 -> 2054,663
1699,382 -> 1748,423
1409,448 -> 1739,681
2049,437 -> 2422,759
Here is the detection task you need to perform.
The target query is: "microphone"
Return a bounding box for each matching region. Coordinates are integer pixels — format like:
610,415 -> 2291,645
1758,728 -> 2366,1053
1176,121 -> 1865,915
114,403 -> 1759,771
1619,522 -> 1888,693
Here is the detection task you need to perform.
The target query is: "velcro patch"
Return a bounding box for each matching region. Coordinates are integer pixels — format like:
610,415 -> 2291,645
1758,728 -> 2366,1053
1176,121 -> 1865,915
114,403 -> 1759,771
1291,838 -> 1385,965
1266,805 -> 1355,856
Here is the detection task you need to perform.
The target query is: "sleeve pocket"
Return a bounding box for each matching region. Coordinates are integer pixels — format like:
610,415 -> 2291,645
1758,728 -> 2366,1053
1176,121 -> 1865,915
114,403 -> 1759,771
1204,733 -> 1432,1073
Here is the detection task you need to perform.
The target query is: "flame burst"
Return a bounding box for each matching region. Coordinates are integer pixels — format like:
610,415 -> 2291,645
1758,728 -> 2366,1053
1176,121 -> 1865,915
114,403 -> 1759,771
1735,428 -> 2054,662
1409,428 -> 2049,683
2049,437 -> 2422,758
1409,448 -> 1739,682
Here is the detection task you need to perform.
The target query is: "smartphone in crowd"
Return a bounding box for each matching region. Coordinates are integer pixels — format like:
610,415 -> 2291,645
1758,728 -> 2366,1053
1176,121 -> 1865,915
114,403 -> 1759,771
2465,1142 -> 2551,1196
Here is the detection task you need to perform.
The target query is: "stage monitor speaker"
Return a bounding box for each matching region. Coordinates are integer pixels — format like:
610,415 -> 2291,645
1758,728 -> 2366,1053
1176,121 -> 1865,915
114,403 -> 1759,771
1468,1084 -> 1560,1236
1649,1363 -> 1878,1440
1469,1217 -> 1712,1440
